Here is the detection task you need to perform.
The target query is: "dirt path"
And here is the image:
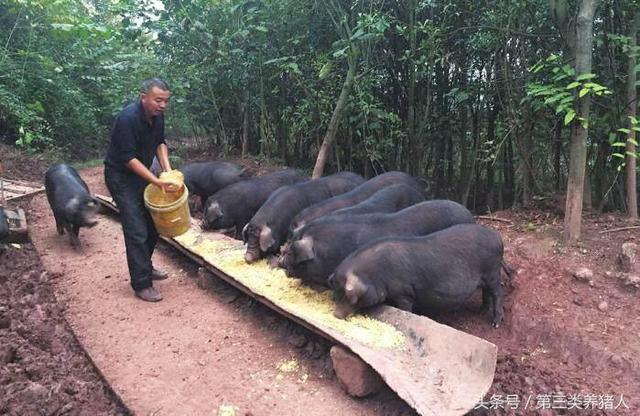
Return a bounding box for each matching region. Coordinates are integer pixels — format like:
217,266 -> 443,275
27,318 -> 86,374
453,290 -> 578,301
27,166 -> 414,416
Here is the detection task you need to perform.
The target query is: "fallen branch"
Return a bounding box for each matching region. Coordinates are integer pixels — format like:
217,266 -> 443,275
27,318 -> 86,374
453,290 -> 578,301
475,215 -> 513,224
599,226 -> 640,234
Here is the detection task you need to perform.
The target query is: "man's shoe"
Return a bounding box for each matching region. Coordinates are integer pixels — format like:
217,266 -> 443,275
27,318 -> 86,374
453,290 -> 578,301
151,268 -> 169,281
135,286 -> 163,302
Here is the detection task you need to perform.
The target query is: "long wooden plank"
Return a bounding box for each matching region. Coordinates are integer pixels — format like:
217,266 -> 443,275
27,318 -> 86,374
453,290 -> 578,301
0,177 -> 45,201
94,194 -> 497,416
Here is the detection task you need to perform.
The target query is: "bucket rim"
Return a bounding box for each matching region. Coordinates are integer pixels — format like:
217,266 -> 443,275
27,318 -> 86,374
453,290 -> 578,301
144,184 -> 189,212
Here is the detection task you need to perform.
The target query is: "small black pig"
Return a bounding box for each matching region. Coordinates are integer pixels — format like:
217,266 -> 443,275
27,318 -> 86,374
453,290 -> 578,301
279,200 -> 474,287
202,169 -> 308,239
326,183 -> 425,219
45,164 -> 98,248
180,161 -> 250,209
329,223 -> 507,328
0,207 -> 9,252
243,171 -> 364,263
289,171 -> 427,236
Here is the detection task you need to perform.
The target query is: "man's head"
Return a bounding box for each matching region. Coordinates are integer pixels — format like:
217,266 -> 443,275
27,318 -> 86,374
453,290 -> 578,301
140,78 -> 170,119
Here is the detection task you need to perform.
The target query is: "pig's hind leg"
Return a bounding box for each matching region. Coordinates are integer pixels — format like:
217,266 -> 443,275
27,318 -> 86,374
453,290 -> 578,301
482,267 -> 504,328
68,224 -> 81,248
54,215 -> 65,235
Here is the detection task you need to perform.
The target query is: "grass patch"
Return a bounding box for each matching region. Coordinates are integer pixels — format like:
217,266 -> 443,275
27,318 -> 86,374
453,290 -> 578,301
72,158 -> 104,170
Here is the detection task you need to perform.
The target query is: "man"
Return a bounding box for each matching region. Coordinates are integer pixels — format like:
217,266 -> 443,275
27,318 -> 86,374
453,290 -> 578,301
104,78 -> 177,302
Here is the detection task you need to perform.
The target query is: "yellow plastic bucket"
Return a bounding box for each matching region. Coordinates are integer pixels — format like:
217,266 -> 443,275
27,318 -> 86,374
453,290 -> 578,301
143,182 -> 191,237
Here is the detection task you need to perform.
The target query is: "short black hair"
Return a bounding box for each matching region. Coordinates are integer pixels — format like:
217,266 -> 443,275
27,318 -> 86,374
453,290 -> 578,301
140,78 -> 170,93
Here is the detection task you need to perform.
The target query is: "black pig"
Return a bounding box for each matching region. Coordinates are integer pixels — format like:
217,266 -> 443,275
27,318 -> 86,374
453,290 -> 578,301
329,223 -> 506,328
326,183 -> 425,220
243,171 -> 364,263
289,171 -> 427,236
0,207 -> 9,252
44,164 -> 98,248
279,200 -> 474,286
180,161 -> 250,209
202,169 -> 308,239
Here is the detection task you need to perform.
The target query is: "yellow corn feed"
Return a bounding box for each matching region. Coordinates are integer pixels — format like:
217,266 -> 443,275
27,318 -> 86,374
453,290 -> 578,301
146,170 -> 185,205
174,229 -> 406,350
277,358 -> 300,373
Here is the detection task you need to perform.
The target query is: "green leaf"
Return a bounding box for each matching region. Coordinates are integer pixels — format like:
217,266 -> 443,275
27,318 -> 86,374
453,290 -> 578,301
560,96 -> 574,105
566,81 -> 581,89
612,153 -> 625,159
50,23 -> 74,31
349,28 -> 366,41
319,62 -> 332,79
611,142 -> 627,147
578,88 -> 589,98
629,138 -> 639,146
618,128 -> 632,134
286,62 -> 301,75
254,26 -> 268,33
564,110 -> 576,125
626,151 -> 638,158
264,57 -> 289,65
544,95 -> 563,104
332,47 -> 348,58
576,73 -> 596,81
530,63 -> 543,73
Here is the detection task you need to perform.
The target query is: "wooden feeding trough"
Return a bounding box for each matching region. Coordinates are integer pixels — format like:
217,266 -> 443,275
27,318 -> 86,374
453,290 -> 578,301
1,207 -> 29,243
0,177 -> 45,202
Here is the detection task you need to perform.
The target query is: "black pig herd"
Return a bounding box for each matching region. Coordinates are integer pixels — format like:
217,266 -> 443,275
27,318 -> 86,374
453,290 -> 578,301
43,160 -> 510,327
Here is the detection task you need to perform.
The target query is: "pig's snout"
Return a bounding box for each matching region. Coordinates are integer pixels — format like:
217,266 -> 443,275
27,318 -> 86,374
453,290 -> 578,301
245,248 -> 260,263
333,302 -> 354,319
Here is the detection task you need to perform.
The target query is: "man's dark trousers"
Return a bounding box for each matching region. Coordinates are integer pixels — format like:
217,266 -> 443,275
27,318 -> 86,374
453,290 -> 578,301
104,167 -> 157,291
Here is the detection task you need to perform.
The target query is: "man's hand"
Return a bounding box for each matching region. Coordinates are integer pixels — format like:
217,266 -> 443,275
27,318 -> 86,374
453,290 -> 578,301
155,180 -> 180,193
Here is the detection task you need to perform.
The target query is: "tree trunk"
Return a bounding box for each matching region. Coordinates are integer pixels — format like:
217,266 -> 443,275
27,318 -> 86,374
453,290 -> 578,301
312,56 -> 358,178
461,105 -> 478,206
583,172 -> 592,210
553,121 -> 563,191
406,0 -> 418,176
563,0 -> 599,243
241,93 -> 249,158
625,11 -> 639,219
433,63 -> 448,197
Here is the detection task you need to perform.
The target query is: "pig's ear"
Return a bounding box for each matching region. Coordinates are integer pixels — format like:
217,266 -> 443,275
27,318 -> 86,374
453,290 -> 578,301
207,202 -> 222,219
259,226 -> 275,252
65,197 -> 80,215
344,272 -> 365,305
293,237 -> 314,262
241,224 -> 249,243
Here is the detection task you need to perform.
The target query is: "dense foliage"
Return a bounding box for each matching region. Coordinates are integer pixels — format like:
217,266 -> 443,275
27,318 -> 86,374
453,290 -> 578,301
1,0 -> 639,220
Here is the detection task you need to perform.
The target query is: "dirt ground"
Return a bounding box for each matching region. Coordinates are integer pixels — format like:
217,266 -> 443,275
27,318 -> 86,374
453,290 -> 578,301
1,142 -> 639,415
